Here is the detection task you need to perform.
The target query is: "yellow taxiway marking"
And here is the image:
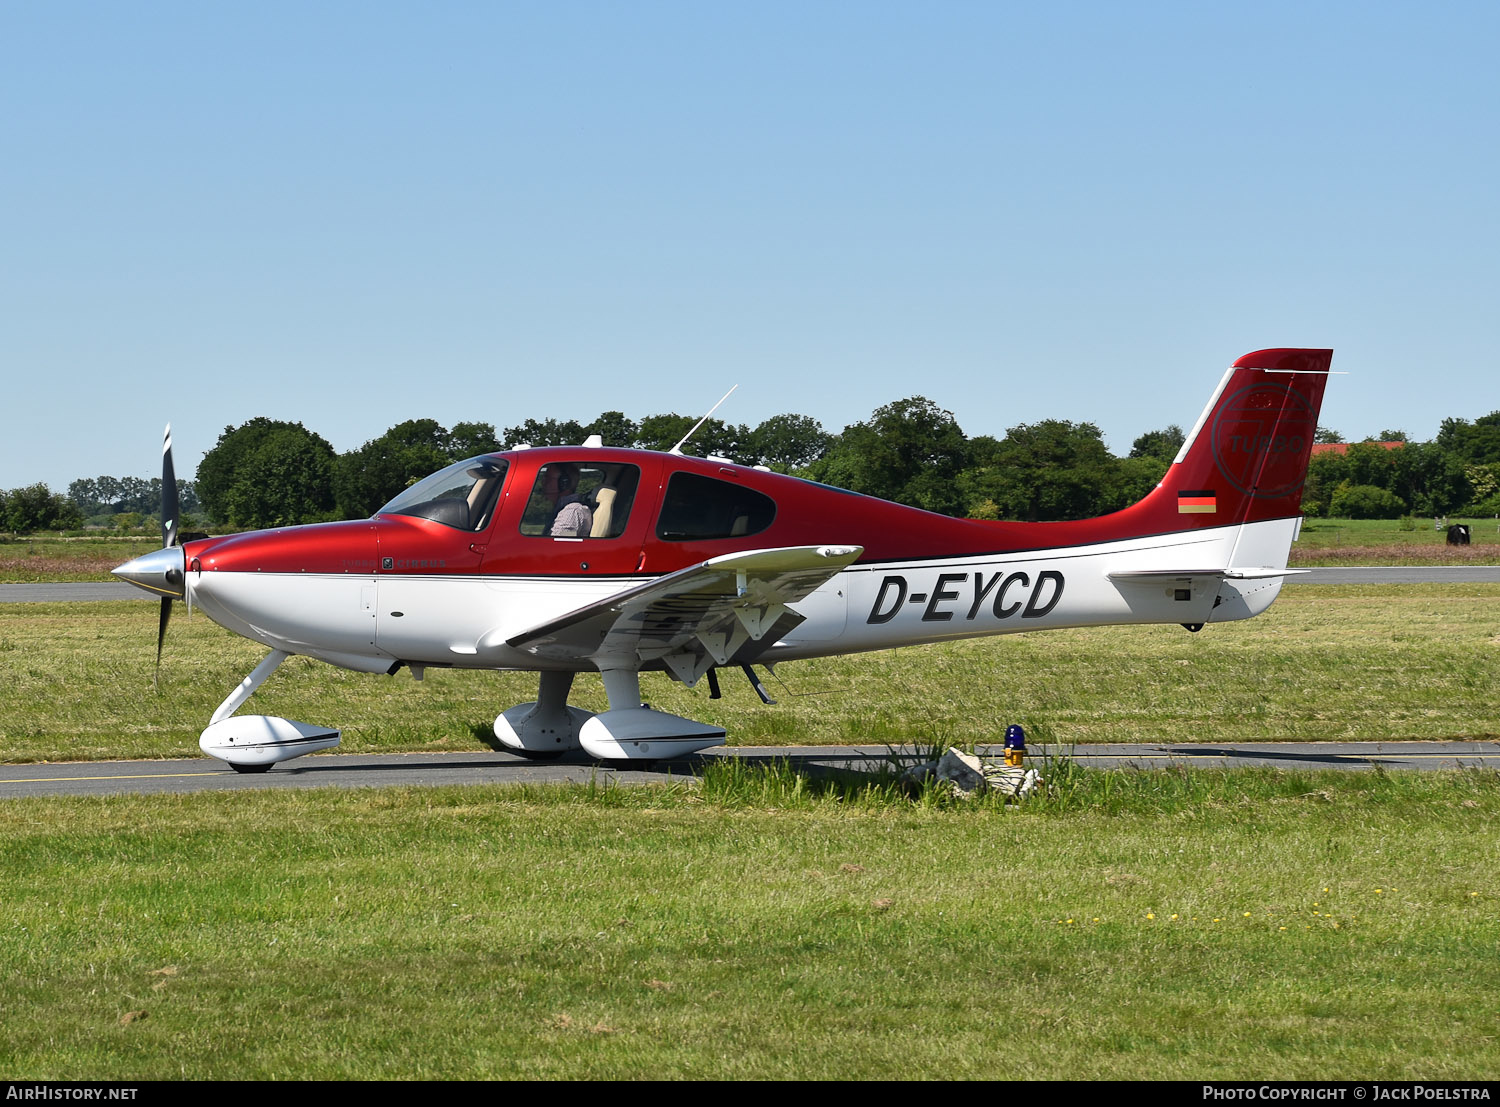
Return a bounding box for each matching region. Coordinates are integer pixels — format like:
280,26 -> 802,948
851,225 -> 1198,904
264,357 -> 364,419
0,771 -> 226,784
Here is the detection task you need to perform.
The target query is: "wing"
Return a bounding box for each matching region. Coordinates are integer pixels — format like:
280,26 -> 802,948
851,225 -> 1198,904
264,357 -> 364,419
495,544 -> 863,686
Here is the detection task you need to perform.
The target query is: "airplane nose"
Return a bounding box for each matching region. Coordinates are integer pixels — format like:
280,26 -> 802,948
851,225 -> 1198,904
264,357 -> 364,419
112,546 -> 187,599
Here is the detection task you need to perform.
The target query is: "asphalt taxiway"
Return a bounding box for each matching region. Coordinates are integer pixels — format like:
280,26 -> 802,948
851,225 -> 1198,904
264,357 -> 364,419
3,741 -> 1498,799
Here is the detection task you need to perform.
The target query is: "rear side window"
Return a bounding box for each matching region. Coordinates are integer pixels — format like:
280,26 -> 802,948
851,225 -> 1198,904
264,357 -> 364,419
655,472 -> 776,541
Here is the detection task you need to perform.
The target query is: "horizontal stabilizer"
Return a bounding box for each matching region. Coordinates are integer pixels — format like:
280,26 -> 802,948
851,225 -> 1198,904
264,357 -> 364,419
1108,568 -> 1308,582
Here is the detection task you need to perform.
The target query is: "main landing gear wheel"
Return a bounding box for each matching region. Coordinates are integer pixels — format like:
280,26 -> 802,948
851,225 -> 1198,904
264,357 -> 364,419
228,762 -> 273,774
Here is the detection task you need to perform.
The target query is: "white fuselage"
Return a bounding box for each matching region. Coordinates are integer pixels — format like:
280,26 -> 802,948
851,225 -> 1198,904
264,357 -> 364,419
185,518 -> 1298,675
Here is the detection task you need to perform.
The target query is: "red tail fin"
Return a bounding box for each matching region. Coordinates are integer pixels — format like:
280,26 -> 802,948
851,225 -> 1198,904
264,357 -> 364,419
1126,348 -> 1331,534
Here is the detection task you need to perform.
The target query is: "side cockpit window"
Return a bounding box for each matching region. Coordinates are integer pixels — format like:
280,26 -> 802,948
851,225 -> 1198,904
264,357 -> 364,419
377,457 -> 508,532
520,462 -> 641,539
655,471 -> 776,541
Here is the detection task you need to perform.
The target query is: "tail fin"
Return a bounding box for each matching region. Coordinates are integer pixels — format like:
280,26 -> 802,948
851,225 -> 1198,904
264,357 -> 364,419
1122,348 -> 1332,535
1097,349 -> 1331,625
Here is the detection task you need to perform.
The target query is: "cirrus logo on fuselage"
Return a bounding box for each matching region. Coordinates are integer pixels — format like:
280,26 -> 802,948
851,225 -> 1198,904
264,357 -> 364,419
866,570 -> 1065,625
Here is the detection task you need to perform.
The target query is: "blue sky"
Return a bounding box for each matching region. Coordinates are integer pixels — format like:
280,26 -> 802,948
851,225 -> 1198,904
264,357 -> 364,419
4,1 -> 1496,490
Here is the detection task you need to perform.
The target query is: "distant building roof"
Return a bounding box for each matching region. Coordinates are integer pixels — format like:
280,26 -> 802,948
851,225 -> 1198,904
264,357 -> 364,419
1310,441 -> 1406,456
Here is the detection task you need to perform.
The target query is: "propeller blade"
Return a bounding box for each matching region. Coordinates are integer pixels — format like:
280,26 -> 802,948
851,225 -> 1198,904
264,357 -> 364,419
156,425 -> 179,689
161,424 -> 179,548
155,597 -> 173,690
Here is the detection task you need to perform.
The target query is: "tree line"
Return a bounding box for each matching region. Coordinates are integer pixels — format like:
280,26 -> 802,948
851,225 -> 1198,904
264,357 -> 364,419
7,403 -> 1498,534
1303,414 -> 1500,519
185,404 -> 1190,529
0,475 -> 203,533
189,412 -> 837,529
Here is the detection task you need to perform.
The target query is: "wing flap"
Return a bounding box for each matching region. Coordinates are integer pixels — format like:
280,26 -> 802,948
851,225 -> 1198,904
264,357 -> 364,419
497,545 -> 863,678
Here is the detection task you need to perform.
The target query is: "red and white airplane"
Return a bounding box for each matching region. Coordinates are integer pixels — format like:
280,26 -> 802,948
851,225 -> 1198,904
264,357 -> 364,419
114,347 -> 1331,771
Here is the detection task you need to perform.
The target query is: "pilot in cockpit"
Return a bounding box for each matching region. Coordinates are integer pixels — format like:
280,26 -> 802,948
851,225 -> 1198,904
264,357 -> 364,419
544,463 -> 594,537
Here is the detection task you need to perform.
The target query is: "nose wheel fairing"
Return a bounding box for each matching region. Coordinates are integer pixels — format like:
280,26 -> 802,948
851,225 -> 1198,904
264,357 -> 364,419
198,648 -> 342,771
200,715 -> 341,771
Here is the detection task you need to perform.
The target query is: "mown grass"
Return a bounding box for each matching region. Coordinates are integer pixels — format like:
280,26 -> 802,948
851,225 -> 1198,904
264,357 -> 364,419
1,584 -> 1495,763
2,767 -> 1497,1079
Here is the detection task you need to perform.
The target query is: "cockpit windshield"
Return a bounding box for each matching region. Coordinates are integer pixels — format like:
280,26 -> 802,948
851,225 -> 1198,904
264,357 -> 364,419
376,456 -> 508,532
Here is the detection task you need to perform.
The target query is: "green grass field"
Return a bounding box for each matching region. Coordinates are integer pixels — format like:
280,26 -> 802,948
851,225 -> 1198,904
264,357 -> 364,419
2,769 -> 1497,1079
2,536 -> 1497,1079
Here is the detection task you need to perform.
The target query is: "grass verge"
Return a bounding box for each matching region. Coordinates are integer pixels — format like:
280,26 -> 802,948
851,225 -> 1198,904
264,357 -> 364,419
2,767 -> 1497,1079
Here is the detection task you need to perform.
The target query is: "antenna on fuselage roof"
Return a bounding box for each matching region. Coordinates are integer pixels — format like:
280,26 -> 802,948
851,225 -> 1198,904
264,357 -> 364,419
669,384 -> 738,455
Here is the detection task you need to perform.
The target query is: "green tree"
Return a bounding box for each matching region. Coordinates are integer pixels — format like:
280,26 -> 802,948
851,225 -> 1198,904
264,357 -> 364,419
197,419 -> 337,529
634,414 -> 694,453
1310,441 -> 1468,516
335,419 -> 454,519
1342,441 -> 1401,489
447,422 -> 502,458
1330,484 -> 1406,519
1314,426 -> 1345,444
634,414 -> 748,459
69,475 -> 197,523
501,417 -> 586,449
114,477 -> 152,514
1129,424 -> 1185,463
1436,413 -> 1500,465
747,414 -> 832,472
1388,441 -> 1469,515
807,397 -> 970,515
585,411 -> 638,448
1303,450 -> 1349,517
67,478 -> 101,516
95,476 -> 124,512
959,420 -> 1120,521
4,483 -> 84,532
1464,462 -> 1500,512
1115,454 -> 1170,508
222,431 -> 338,528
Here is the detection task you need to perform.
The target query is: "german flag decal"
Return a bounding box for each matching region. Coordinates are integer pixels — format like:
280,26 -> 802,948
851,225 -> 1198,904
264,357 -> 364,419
1178,490 -> 1217,514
